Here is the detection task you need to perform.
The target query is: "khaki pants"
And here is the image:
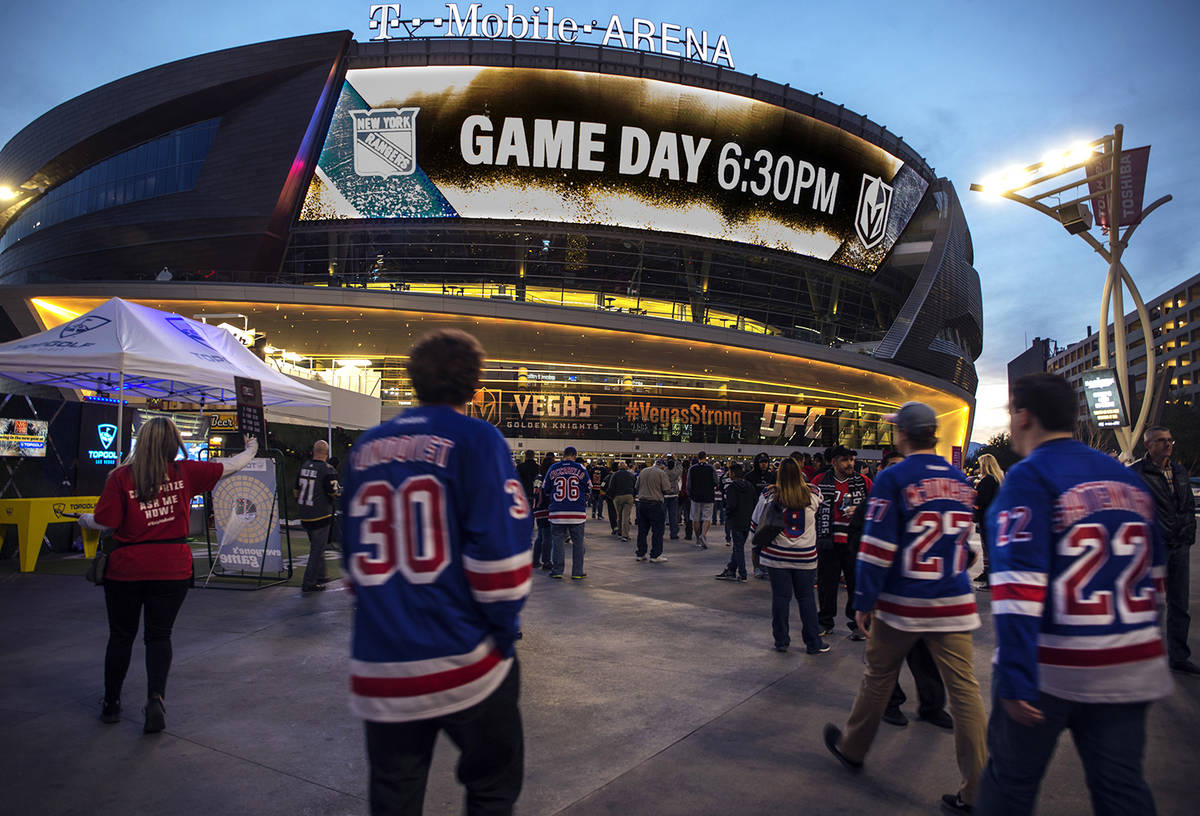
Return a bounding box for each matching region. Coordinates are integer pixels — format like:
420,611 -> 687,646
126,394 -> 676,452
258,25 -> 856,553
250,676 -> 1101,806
839,615 -> 987,805
613,494 -> 635,539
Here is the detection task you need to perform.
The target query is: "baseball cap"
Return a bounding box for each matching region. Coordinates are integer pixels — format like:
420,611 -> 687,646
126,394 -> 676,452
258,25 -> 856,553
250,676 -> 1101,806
563,445 -> 577,456
884,402 -> 938,435
829,444 -> 855,460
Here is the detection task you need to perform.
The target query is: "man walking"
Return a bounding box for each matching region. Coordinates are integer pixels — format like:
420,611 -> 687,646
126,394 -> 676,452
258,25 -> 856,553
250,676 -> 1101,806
635,459 -> 672,563
1129,424 -> 1199,674
976,374 -> 1172,815
716,462 -> 756,581
607,460 -> 637,542
687,451 -> 718,549
663,456 -> 683,540
544,446 -> 590,579
295,439 -> 340,592
812,445 -> 872,638
342,329 -> 532,815
824,403 -> 986,816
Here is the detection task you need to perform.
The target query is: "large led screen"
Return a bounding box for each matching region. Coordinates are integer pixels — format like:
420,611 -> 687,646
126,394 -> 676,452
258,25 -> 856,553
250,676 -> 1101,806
300,67 -> 928,274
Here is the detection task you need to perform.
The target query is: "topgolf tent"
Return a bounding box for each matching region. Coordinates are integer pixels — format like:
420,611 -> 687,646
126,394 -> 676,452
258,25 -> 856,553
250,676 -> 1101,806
0,297 -> 330,408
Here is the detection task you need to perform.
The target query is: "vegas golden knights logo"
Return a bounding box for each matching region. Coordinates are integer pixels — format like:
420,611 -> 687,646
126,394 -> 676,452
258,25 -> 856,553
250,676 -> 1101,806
855,174 -> 893,250
466,387 -> 502,425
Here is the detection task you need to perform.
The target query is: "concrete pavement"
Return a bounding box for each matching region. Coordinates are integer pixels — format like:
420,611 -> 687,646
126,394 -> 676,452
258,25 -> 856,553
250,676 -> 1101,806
1,517 -> 1198,815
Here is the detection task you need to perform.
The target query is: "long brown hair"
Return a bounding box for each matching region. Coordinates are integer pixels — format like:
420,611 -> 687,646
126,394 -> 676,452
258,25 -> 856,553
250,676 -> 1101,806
119,417 -> 186,502
776,457 -> 813,510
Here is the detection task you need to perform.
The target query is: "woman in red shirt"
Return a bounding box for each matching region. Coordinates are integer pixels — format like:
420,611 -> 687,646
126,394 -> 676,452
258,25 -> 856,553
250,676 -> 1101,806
80,417 -> 257,733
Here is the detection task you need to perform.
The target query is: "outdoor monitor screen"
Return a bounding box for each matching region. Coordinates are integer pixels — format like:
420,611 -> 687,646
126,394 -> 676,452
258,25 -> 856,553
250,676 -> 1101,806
300,66 -> 928,274
0,418 -> 49,457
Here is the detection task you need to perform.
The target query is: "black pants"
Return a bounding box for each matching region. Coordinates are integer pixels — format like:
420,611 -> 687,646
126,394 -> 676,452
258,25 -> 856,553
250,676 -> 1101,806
301,517 -> 332,588
887,638 -> 947,716
1166,544 -> 1192,663
604,495 -> 617,531
103,579 -> 190,702
365,660 -> 523,816
817,543 -> 857,629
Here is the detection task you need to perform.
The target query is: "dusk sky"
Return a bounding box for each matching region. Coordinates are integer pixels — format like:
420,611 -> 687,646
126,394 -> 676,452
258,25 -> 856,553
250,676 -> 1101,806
3,0 -> 1197,443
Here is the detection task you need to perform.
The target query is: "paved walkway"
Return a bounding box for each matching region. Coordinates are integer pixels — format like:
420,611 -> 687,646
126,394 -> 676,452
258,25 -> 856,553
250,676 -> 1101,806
2,518 -> 1198,815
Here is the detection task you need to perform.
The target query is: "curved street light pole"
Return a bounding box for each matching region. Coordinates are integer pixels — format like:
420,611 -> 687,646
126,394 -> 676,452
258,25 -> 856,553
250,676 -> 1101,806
969,124 -> 1172,461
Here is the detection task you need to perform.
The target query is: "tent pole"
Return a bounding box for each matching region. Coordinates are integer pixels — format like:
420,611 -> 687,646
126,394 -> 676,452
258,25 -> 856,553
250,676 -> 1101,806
116,372 -> 126,461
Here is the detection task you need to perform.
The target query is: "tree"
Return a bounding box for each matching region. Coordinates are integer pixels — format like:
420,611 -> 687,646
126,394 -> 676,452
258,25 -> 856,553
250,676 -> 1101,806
967,432 -> 1020,473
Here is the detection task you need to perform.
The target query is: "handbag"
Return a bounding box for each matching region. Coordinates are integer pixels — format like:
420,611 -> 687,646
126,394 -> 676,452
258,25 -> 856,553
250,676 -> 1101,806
85,546 -> 109,585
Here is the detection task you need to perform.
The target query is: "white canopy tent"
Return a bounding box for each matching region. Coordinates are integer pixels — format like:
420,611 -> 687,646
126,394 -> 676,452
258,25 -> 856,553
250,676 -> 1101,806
0,297 -> 331,450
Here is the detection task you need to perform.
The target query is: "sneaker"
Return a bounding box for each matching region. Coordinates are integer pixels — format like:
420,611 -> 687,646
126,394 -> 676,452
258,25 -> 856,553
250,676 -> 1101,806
823,724 -> 862,771
774,644 -> 789,652
918,710 -> 954,730
736,575 -> 748,582
549,573 -> 564,579
635,555 -> 647,562
620,536 -> 631,542
697,542 -> 708,550
753,568 -> 766,580
143,694 -> 166,734
100,698 -> 121,724
649,555 -> 669,563
848,629 -> 867,642
940,793 -> 973,814
1170,659 -> 1200,675
301,584 -> 325,593
882,707 -> 908,727
806,641 -> 832,654
818,627 -> 835,637
571,574 -> 587,580
715,569 -> 737,580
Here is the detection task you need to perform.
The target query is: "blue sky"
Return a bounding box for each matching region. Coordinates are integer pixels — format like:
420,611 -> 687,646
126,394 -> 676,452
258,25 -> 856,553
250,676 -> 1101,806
3,0 -> 1197,442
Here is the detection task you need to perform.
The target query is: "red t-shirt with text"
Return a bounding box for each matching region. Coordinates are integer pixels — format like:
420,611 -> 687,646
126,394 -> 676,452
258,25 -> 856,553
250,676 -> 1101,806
94,460 -> 224,581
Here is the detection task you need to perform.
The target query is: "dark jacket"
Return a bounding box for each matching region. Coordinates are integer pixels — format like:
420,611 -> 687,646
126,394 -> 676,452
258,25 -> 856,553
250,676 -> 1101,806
606,468 -> 637,498
723,477 -> 757,532
1129,456 -> 1196,549
974,474 -> 999,525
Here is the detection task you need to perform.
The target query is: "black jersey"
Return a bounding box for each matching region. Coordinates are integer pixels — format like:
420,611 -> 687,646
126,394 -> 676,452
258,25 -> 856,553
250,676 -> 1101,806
296,458 -> 339,521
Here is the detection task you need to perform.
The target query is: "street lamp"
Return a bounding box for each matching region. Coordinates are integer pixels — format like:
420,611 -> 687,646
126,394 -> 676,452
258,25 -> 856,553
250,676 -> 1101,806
970,124 -> 1172,460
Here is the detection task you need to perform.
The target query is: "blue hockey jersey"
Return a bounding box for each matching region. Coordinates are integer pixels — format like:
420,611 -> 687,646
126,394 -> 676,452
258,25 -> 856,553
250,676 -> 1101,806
543,459 -> 590,524
854,454 -> 980,632
986,438 -> 1171,704
341,405 -> 533,722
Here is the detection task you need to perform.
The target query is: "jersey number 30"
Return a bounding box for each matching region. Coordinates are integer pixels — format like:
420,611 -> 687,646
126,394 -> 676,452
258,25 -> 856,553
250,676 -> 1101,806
349,476 -> 451,586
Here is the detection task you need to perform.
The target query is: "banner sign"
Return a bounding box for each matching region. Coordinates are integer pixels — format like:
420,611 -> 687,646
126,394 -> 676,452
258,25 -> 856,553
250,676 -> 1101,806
368,4 -> 735,67
461,387 -> 893,447
211,458 -> 284,573
1087,145 -> 1150,229
234,376 -> 267,453
1081,368 -> 1128,429
300,66 -> 928,274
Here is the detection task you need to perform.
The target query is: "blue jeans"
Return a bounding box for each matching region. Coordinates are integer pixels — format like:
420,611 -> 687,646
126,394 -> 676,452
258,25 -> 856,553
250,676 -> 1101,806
636,500 -> 665,558
664,496 -> 679,538
532,519 -> 552,567
551,523 -> 586,577
725,529 -> 748,578
767,567 -> 821,651
976,689 -> 1155,816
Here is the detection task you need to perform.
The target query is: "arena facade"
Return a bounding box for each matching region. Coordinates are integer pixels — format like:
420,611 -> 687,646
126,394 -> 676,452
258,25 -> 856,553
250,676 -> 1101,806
0,23 -> 982,460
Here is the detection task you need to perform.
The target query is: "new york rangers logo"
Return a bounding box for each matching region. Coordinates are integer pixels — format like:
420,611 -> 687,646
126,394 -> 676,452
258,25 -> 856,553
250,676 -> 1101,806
855,174 -> 893,250
59,315 -> 111,338
351,107 -> 420,178
97,424 -> 117,450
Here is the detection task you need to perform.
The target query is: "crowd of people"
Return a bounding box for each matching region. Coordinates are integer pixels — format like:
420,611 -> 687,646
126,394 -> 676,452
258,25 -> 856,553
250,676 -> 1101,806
76,328 -> 1197,816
